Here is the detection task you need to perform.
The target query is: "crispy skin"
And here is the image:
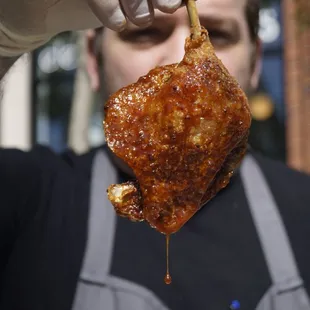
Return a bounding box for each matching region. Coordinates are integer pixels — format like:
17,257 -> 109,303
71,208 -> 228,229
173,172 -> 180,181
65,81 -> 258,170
104,28 -> 251,235
107,181 -> 143,222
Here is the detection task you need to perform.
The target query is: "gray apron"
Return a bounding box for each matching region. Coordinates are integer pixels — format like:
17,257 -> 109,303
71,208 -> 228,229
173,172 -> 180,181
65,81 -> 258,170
72,151 -> 310,310
240,155 -> 310,310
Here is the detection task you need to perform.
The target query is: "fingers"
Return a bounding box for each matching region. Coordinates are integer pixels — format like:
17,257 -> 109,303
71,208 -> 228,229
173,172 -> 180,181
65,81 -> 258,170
153,0 -> 182,13
121,0 -> 184,26
87,0 -> 127,31
87,0 -> 185,31
121,0 -> 154,26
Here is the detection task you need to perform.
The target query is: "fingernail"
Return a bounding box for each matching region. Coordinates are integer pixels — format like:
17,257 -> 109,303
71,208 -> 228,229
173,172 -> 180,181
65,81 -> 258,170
110,8 -> 127,31
156,0 -> 182,12
135,12 -> 153,25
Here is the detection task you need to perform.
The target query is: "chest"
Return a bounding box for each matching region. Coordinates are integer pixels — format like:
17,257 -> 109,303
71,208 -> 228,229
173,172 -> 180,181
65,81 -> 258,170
1,152 -> 309,310
108,214 -> 271,310
72,153 -> 310,310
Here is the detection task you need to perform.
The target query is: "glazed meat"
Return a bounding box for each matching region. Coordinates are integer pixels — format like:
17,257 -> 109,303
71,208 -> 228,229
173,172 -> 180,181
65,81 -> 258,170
104,8 -> 251,235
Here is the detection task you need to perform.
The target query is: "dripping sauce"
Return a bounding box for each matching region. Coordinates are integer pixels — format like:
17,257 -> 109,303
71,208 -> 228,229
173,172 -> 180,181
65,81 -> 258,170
164,234 -> 172,285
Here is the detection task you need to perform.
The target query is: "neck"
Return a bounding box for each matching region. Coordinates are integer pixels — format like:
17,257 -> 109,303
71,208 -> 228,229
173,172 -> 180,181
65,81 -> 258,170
105,146 -> 136,178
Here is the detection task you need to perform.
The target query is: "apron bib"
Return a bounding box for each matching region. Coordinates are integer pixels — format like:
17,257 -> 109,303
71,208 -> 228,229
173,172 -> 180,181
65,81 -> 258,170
71,151 -> 310,310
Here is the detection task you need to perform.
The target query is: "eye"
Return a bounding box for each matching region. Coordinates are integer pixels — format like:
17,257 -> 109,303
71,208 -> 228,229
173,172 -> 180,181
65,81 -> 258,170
207,29 -> 234,49
119,28 -> 168,49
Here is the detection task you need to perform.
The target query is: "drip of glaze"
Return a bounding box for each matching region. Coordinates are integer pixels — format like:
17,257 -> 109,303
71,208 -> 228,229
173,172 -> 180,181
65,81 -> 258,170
164,234 -> 172,285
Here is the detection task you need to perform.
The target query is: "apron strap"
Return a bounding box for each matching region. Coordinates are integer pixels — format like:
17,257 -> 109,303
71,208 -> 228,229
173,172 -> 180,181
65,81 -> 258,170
79,150 -> 118,284
72,150 -> 172,310
240,154 -> 303,291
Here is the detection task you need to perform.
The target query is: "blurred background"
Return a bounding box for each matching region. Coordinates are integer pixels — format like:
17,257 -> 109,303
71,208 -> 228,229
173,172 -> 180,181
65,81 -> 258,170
0,0 -> 309,173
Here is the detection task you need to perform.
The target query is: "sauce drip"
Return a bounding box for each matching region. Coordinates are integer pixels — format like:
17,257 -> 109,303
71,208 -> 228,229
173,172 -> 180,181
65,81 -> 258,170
164,234 -> 172,285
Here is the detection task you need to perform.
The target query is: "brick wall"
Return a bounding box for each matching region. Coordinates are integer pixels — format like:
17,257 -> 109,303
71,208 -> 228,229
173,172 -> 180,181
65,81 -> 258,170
282,0 -> 310,173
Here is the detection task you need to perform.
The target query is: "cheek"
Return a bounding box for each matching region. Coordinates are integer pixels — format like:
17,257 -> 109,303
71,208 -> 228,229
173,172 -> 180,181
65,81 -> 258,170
103,44 -> 161,94
215,45 -> 252,92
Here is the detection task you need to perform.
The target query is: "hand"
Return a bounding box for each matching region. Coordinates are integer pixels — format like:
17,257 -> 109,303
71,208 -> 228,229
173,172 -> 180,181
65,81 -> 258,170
0,0 -> 183,57
89,0 -> 183,30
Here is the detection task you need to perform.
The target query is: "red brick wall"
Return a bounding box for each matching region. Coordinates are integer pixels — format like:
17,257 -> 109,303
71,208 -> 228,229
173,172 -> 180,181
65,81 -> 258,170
282,0 -> 310,173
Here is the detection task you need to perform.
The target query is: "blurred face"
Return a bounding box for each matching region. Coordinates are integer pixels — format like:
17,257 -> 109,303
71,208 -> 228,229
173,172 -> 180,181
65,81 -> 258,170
87,0 -> 261,97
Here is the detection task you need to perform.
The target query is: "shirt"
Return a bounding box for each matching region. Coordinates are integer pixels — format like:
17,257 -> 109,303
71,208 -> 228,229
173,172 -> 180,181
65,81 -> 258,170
0,145 -> 310,310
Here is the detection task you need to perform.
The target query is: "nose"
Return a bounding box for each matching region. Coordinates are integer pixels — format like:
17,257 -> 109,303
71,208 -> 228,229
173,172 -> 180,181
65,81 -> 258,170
158,26 -> 190,66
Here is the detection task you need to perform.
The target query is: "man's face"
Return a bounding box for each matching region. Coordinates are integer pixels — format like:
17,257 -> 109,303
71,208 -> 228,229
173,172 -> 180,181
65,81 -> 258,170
88,0 -> 261,97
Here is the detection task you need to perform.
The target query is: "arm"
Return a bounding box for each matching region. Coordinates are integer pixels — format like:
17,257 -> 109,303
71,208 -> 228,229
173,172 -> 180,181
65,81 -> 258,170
0,0 -> 184,62
0,1 -> 184,80
0,148 -> 42,265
